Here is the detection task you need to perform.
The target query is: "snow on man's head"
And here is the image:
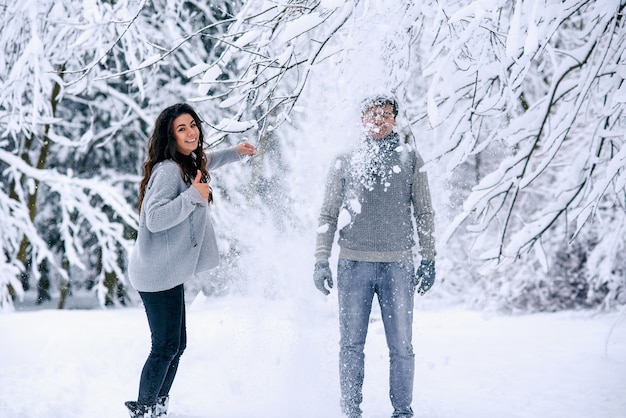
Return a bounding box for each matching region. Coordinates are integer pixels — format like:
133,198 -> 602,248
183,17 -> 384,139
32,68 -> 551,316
359,95 -> 398,117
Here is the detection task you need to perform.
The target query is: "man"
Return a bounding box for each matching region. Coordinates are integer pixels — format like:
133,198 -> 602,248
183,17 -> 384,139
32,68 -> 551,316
313,95 -> 436,418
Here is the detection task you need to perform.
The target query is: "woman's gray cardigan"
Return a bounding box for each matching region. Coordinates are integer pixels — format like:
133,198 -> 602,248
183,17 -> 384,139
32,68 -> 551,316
128,147 -> 240,292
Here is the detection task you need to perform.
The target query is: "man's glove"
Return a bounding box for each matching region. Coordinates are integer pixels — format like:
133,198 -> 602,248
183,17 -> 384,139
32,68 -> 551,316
415,259 -> 436,295
313,261 -> 333,295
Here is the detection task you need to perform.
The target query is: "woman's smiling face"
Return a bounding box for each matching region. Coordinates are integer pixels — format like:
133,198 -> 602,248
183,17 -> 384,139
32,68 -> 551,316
173,113 -> 199,156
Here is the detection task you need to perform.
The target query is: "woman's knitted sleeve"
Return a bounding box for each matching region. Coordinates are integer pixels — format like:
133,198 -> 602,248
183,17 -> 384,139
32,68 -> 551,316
143,162 -> 205,233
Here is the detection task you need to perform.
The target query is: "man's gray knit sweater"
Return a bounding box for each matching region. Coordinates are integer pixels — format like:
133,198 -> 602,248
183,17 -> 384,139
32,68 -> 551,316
315,132 -> 436,263
128,147 -> 240,292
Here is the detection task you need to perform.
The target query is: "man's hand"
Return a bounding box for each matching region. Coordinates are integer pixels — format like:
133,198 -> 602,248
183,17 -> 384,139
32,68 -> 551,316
313,261 -> 333,296
415,259 -> 435,295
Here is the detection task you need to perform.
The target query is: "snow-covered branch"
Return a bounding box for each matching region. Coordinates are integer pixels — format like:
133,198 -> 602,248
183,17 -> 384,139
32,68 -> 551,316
431,1 -> 625,259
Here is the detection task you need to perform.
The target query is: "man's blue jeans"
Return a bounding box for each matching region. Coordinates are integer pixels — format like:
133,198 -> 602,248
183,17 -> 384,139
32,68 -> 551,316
137,284 -> 187,406
337,259 -> 415,417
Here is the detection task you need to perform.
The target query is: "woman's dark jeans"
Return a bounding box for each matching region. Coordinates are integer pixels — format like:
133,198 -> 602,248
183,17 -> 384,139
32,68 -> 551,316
137,284 -> 187,406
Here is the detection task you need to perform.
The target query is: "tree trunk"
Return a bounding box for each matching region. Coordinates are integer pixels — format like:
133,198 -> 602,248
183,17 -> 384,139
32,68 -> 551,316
13,65 -> 65,302
57,256 -> 70,309
103,271 -> 118,306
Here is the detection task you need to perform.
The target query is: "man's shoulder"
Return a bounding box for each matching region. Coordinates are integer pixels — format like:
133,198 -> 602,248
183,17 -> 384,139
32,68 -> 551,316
395,142 -> 416,154
394,140 -> 424,163
328,151 -> 351,167
335,150 -> 352,160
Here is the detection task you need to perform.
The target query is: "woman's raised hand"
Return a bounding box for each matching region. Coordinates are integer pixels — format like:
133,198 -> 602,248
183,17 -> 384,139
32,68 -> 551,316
237,141 -> 257,157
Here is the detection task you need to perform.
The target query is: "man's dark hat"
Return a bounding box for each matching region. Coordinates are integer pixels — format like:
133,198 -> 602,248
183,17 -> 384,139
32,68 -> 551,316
359,95 -> 399,117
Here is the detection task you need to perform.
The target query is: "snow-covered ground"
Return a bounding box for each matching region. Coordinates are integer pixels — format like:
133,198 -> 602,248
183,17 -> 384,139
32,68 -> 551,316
1,293 -> 625,418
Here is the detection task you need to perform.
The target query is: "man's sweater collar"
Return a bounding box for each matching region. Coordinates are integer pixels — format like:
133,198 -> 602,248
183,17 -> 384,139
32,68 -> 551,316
362,131 -> 399,152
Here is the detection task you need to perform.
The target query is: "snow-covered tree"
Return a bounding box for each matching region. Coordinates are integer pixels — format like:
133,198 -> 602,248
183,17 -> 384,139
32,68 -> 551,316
418,0 -> 626,310
204,0 -> 626,310
0,0 -> 243,309
2,0 -> 624,312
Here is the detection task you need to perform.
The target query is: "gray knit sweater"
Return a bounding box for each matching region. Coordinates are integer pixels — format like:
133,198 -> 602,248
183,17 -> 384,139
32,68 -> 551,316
128,147 -> 240,292
315,132 -> 436,263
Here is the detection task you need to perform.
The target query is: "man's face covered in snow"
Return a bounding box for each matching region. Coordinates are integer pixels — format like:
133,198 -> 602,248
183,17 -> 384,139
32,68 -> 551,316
361,104 -> 396,140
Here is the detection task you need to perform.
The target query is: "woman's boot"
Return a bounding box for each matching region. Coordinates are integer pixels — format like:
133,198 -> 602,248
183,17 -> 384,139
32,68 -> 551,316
155,396 -> 169,417
124,400 -> 156,418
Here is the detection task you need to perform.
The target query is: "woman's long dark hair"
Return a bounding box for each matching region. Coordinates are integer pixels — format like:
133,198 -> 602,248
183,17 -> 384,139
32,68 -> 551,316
138,103 -> 212,212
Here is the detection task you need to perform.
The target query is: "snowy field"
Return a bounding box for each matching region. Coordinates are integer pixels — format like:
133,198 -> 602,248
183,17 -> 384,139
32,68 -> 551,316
1,293 -> 625,418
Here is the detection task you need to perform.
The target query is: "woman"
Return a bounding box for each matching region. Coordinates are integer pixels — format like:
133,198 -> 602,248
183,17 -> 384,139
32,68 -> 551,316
125,103 -> 256,418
